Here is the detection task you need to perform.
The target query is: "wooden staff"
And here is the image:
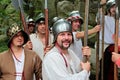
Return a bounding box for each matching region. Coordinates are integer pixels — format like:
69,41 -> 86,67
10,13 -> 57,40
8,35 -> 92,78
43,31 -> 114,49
45,0 -> 49,47
114,0 -> 119,79
96,3 -> 101,80
20,10 -> 28,34
101,4 -> 105,80
83,0 -> 89,62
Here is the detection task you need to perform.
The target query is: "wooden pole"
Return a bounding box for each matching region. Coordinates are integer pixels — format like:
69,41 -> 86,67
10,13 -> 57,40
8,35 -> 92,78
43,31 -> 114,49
96,3 -> 101,80
114,1 -> 119,79
101,5 -> 105,80
83,0 -> 89,62
45,0 -> 49,48
20,11 -> 28,34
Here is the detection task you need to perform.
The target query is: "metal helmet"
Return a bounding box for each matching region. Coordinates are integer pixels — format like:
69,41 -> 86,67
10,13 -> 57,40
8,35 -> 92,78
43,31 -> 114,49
52,17 -> 60,24
52,18 -> 72,43
50,17 -> 61,29
106,0 -> 115,11
67,10 -> 83,24
28,18 -> 34,23
27,18 -> 35,27
6,23 -> 29,48
35,13 -> 45,24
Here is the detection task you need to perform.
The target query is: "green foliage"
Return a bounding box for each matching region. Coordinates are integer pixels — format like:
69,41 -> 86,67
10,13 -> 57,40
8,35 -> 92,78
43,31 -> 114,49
0,35 -> 8,53
0,41 -> 8,53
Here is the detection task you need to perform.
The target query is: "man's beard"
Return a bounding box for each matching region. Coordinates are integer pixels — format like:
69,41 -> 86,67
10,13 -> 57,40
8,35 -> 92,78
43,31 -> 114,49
17,44 -> 23,47
61,45 -> 70,50
60,40 -> 71,50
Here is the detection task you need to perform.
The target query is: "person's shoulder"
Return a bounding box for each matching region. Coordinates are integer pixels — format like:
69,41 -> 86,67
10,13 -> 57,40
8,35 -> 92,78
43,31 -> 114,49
105,15 -> 114,19
0,50 -> 9,56
0,50 -> 9,60
44,47 -> 59,60
24,48 -> 38,56
24,48 -> 42,62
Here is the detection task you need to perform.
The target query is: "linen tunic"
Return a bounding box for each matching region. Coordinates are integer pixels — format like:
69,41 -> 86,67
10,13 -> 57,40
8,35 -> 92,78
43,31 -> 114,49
69,32 -> 83,60
42,47 -> 89,80
30,33 -> 53,60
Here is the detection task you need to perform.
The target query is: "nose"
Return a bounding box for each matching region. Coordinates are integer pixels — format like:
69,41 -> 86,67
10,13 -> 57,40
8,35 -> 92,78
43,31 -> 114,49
64,34 -> 71,40
41,24 -> 45,28
77,22 -> 80,26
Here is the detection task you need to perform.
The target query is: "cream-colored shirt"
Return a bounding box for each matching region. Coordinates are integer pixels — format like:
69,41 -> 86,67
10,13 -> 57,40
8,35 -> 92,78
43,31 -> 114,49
30,33 -> 53,60
12,49 -> 25,80
42,47 -> 90,80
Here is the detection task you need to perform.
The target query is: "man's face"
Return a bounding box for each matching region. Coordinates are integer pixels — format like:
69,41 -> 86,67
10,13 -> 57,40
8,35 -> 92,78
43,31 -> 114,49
109,5 -> 116,16
28,25 -> 34,33
56,31 -> 72,50
37,22 -> 46,34
72,19 -> 81,31
28,23 -> 35,33
11,32 -> 24,47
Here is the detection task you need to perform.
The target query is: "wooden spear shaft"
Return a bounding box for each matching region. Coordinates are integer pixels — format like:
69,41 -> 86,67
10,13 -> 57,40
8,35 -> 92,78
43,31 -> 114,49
113,0 -> 120,80
101,6 -> 105,80
96,3 -> 101,80
114,5 -> 119,80
45,0 -> 49,47
20,11 -> 28,34
114,19 -> 119,80
83,0 -> 89,62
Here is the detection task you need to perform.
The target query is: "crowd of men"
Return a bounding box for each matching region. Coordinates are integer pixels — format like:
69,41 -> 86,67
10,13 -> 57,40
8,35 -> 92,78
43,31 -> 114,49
0,0 -> 120,80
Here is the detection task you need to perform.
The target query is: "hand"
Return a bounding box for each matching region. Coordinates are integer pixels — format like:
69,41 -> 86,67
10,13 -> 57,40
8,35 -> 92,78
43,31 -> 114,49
82,46 -> 91,57
93,25 -> 101,33
112,52 -> 120,62
80,61 -> 91,72
24,40 -> 33,50
44,45 -> 53,55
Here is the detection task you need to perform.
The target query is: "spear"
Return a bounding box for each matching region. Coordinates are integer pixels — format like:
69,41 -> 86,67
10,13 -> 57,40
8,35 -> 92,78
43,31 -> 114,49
11,0 -> 28,34
96,3 -> 101,80
45,0 -> 49,47
83,0 -> 89,62
114,0 -> 119,80
100,3 -> 105,80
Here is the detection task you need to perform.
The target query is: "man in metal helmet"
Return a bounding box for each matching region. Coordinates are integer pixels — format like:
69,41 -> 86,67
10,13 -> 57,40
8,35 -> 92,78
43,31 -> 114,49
0,23 -> 42,80
52,18 -> 73,44
97,0 -> 117,60
106,0 -> 116,16
67,10 -> 84,25
96,0 -> 120,80
35,13 -> 45,24
29,13 -> 53,60
27,18 -> 35,34
42,18 -> 91,80
67,10 -> 101,60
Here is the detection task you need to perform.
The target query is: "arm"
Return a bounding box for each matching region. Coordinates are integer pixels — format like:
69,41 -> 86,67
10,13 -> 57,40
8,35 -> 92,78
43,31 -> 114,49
76,25 -> 101,39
